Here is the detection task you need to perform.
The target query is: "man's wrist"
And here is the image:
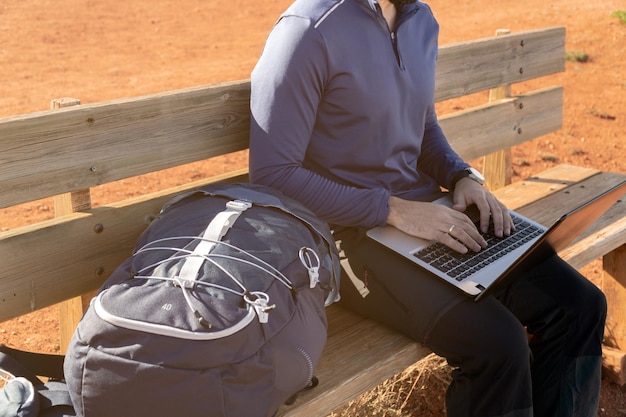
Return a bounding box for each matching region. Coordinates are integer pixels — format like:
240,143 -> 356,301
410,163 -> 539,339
450,167 -> 485,191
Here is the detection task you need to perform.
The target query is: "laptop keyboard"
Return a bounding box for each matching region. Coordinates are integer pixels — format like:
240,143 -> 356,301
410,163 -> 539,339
413,215 -> 543,281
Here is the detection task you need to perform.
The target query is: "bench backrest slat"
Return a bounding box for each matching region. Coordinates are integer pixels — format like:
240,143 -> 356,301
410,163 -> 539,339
436,27 -> 565,101
0,81 -> 251,209
443,86 -> 562,161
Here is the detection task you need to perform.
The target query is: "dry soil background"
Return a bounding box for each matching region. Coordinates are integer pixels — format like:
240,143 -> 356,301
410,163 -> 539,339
1,0 -> 625,415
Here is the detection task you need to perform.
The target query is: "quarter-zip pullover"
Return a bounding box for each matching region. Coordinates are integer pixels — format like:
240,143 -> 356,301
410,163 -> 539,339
249,0 -> 470,228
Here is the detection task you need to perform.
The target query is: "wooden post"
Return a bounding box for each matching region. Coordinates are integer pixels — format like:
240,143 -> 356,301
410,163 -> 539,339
601,244 -> 626,385
51,98 -> 94,353
483,29 -> 513,191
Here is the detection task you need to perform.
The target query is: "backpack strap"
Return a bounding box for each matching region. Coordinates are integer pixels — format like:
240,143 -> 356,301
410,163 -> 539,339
178,199 -> 252,282
0,345 -> 65,383
37,381 -> 74,410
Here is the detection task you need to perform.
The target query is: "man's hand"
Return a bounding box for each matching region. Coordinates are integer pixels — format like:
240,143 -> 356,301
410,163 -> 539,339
387,196 -> 487,254
385,179 -> 514,254
451,177 -> 514,238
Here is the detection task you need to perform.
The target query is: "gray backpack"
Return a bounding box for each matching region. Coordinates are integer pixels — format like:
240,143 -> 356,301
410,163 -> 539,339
63,183 -> 340,417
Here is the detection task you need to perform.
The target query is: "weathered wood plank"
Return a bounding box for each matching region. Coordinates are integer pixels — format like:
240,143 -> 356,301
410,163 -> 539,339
0,81 -> 251,209
560,204 -> 626,269
603,245 -> 626,351
435,27 -> 565,101
492,164 -> 601,210
494,168 -> 626,269
277,305 -> 430,417
509,171 -> 625,227
443,87 -> 563,161
49,97 -> 94,353
483,29 -> 514,192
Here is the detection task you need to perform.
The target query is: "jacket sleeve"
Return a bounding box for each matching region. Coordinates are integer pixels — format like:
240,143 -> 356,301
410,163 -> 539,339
417,105 -> 470,190
249,16 -> 390,228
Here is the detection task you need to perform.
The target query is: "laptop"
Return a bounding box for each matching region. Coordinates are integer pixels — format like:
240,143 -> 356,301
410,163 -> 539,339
366,180 -> 626,301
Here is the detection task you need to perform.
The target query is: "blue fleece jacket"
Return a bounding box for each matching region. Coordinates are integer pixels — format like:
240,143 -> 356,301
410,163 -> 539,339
249,0 -> 469,228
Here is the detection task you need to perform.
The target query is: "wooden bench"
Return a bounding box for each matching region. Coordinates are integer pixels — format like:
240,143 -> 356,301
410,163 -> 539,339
1,27 -> 625,416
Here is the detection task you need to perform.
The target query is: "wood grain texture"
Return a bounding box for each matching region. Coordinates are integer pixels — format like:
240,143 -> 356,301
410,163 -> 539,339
277,306 -> 431,417
0,81 -> 251,208
435,27 -> 565,101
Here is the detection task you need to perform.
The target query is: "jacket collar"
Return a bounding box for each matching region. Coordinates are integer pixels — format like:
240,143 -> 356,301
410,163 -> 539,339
364,0 -> 421,15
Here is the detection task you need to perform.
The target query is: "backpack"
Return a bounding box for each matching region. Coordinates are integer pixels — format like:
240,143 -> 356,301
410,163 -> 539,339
63,182 -> 340,417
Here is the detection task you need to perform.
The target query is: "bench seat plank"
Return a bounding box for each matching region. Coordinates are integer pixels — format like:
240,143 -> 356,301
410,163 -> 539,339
277,305 -> 431,417
494,166 -> 626,268
491,164 -> 601,210
560,212 -> 626,269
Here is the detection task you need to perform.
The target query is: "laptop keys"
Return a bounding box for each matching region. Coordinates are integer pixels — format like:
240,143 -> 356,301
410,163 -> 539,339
414,215 -> 542,281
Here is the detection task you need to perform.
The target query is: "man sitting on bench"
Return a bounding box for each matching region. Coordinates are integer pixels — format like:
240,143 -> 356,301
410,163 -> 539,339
248,0 -> 607,416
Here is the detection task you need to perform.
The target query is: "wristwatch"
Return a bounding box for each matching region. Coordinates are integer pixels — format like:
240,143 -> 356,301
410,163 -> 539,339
450,167 -> 485,190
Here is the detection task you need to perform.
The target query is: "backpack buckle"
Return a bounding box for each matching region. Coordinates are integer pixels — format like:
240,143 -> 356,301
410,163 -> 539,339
225,199 -> 252,212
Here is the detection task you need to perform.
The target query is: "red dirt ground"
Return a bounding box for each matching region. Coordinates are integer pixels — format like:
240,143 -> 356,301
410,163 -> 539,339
1,0 -> 625,414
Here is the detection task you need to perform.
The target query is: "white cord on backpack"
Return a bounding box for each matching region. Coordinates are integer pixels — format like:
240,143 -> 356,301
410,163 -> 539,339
299,247 -> 320,289
243,291 -> 275,324
130,199 -> 301,327
135,236 -> 294,289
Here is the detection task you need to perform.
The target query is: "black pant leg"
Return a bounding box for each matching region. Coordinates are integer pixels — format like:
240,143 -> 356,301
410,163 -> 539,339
336,227 -> 534,417
496,255 -> 606,417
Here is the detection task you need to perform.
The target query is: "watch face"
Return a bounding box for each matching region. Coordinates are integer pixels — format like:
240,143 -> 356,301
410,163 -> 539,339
468,168 -> 485,183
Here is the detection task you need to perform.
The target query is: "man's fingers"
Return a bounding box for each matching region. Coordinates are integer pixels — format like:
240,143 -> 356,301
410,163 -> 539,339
443,219 -> 486,253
